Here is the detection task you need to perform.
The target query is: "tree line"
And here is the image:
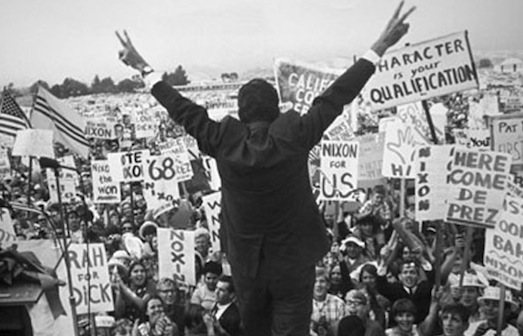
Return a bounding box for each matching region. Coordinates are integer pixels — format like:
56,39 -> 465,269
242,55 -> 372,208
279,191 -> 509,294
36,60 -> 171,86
7,66 -> 191,99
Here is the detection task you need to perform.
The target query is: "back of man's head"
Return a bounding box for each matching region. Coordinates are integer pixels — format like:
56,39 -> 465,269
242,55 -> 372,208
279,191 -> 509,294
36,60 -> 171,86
238,79 -> 280,124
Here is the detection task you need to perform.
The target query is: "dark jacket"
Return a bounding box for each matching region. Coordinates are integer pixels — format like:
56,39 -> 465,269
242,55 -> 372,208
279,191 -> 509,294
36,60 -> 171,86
151,59 -> 376,277
216,303 -> 242,336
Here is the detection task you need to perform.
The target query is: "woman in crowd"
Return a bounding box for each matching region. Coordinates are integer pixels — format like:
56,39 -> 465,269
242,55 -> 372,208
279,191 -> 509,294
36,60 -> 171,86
359,264 -> 389,329
328,261 -> 354,301
132,295 -> 178,336
115,260 -> 157,321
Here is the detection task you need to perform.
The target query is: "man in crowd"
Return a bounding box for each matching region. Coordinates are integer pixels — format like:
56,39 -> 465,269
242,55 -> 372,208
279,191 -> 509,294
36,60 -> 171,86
464,286 -> 519,336
191,261 -> 223,312
339,289 -> 385,336
117,2 -> 415,334
156,278 -> 185,335
310,268 -> 347,336
376,259 -> 434,324
438,303 -> 471,336
210,275 -> 242,336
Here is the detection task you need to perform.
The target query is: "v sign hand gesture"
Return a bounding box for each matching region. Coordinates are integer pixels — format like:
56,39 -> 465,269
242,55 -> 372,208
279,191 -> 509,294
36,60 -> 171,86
116,30 -> 153,76
372,1 -> 416,56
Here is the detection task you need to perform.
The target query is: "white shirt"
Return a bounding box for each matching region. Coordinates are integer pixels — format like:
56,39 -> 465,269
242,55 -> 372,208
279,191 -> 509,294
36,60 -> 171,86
214,302 -> 233,320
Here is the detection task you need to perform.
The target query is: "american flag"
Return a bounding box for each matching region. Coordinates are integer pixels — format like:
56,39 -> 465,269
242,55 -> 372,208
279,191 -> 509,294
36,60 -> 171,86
0,91 -> 31,138
31,86 -> 89,158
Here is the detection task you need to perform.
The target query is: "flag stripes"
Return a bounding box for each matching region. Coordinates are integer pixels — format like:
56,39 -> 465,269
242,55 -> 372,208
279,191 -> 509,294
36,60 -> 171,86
30,86 -> 89,157
33,96 -> 89,147
0,91 -> 31,138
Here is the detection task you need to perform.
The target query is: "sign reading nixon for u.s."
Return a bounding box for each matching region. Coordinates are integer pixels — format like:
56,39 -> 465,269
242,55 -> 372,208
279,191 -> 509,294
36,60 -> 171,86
446,148 -> 511,228
319,140 -> 359,201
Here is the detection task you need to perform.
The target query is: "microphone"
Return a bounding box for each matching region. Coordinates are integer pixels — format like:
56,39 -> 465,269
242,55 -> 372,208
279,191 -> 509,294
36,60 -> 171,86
39,157 -> 78,172
39,157 -> 61,170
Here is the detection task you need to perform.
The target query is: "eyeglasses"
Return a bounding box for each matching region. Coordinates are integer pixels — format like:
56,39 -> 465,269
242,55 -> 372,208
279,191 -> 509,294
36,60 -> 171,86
346,299 -> 365,306
122,226 -> 133,232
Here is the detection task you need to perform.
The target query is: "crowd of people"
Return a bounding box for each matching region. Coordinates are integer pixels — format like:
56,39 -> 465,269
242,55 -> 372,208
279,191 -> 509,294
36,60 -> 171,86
2,3 -> 523,336
2,102 -> 523,336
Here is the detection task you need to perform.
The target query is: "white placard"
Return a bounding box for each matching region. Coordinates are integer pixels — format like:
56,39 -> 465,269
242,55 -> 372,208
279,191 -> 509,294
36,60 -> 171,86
446,148 -> 511,228
319,140 -> 359,201
158,228 -> 196,286
382,117 -> 428,178
91,160 -> 121,204
484,195 -> 523,290
0,208 -> 17,248
107,150 -> 148,182
415,145 -> 453,221
12,129 -> 54,158
68,243 -> 114,314
364,31 -> 478,111
202,192 -> 222,253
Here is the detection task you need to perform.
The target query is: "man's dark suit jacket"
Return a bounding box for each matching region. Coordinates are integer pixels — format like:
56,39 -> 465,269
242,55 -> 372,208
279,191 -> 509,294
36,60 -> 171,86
216,303 -> 242,336
151,59 -> 375,278
376,272 -> 434,324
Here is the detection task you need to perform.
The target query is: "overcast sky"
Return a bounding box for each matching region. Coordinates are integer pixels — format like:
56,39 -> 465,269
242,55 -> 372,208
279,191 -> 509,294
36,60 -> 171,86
1,0 -> 522,87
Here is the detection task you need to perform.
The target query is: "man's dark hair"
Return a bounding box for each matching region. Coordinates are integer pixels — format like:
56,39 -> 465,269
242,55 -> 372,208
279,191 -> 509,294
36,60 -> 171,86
440,303 -> 470,324
218,274 -> 235,293
202,261 -> 223,276
237,79 -> 280,124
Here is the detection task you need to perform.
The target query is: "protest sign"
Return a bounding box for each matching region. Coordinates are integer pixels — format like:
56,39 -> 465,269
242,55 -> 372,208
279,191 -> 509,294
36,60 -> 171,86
506,180 -> 523,199
47,174 -> 76,204
184,135 -> 200,159
158,228 -> 196,286
159,138 -> 194,182
319,140 -> 359,201
415,145 -> 453,221
203,97 -> 238,121
91,160 -> 121,203
274,58 -> 342,115
357,133 -> 384,182
202,192 -> 222,253
0,208 -> 17,248
143,153 -> 181,210
107,150 -> 147,182
382,117 -> 428,178
84,118 -> 117,139
202,156 -> 221,191
12,129 -> 54,158
484,194 -> 523,290
446,148 -> 511,228
68,243 -> 113,314
453,128 -> 490,149
397,102 -> 445,144
490,113 -> 523,186
0,147 -> 11,179
133,111 -> 158,139
0,134 -> 15,147
325,114 -> 355,141
500,92 -> 523,113
363,31 -> 478,111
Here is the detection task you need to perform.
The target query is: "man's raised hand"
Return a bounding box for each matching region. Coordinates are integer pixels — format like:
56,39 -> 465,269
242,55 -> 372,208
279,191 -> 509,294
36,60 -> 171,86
115,30 -> 151,74
371,1 -> 416,56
